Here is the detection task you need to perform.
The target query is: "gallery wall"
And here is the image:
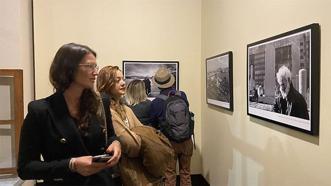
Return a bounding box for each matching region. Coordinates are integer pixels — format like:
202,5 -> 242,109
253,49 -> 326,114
33,0 -> 202,174
1,1 -> 33,184
0,0 -> 34,113
202,0 -> 331,185
5,0 -> 331,185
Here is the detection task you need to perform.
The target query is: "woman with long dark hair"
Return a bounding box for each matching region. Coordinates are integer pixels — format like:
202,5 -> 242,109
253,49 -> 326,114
17,43 -> 121,185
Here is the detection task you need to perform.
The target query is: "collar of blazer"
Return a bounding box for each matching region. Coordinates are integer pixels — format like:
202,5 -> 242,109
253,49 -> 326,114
46,92 -> 89,155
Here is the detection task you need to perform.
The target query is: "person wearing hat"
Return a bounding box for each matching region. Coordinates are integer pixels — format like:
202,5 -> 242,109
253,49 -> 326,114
150,67 -> 193,186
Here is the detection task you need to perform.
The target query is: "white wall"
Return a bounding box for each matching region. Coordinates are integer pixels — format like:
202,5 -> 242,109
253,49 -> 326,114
0,0 -> 33,170
1,0 -> 34,185
202,0 -> 331,185
33,0 -> 202,174
6,0 -> 331,185
0,0 -> 34,112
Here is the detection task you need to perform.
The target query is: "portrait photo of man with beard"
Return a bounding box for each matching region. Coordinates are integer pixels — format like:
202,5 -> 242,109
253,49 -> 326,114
273,65 -> 309,120
247,23 -> 320,135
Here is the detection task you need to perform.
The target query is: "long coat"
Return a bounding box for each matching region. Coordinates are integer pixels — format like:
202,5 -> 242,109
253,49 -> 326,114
17,92 -> 118,186
111,105 -> 162,186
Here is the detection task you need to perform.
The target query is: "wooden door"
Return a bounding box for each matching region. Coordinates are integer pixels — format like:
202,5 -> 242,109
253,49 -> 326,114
0,69 -> 23,175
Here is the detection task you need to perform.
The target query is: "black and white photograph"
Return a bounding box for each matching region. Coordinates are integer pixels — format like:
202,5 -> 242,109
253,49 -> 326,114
247,23 -> 320,135
123,61 -> 179,98
206,52 -> 233,111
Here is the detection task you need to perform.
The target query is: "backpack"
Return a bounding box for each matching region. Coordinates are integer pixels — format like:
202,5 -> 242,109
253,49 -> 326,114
158,91 -> 195,143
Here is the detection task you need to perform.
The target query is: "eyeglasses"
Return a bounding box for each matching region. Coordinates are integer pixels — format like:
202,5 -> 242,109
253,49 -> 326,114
79,63 -> 99,71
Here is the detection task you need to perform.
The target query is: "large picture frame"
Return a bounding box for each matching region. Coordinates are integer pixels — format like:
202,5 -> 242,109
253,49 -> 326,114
247,23 -> 320,135
123,61 -> 179,98
206,51 -> 233,111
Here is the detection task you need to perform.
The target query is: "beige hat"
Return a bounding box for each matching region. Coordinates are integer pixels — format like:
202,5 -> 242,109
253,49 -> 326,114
152,67 -> 175,89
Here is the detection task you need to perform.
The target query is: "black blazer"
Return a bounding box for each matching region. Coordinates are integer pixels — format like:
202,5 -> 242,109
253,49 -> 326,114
18,92 -> 118,186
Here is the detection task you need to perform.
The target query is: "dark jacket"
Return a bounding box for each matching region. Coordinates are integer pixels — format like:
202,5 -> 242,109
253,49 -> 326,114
273,83 -> 309,120
17,92 -> 117,186
129,100 -> 152,126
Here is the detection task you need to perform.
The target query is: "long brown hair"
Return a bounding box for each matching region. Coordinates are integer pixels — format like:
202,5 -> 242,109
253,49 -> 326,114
50,43 -> 97,92
96,65 -> 120,94
97,65 -> 127,120
50,43 -> 101,135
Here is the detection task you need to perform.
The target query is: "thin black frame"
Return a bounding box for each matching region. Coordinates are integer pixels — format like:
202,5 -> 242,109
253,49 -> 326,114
247,23 -> 320,135
206,51 -> 233,111
122,61 -> 179,98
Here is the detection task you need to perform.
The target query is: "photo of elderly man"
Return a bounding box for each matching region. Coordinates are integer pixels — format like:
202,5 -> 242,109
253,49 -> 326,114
273,65 -> 309,120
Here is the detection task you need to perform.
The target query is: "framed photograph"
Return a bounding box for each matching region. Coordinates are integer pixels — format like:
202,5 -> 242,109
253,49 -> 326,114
122,61 -> 179,98
206,51 -> 233,111
247,23 -> 320,135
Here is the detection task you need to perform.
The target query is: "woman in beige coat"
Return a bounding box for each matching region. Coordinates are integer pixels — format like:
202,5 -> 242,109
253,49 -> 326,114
96,65 -> 162,186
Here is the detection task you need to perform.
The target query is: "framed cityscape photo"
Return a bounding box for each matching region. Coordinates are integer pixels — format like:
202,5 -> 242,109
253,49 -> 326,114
206,51 -> 233,111
122,61 -> 179,98
247,23 -> 320,135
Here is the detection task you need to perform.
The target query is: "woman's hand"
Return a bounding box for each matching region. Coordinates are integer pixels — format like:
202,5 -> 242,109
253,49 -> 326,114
71,141 -> 121,176
73,156 -> 107,176
105,140 -> 121,167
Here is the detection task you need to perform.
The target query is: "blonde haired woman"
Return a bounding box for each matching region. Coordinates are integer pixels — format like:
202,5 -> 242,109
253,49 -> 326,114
126,79 -> 152,126
97,65 -> 162,186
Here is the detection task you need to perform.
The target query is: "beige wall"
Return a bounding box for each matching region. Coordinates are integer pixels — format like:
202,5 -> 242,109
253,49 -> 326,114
5,0 -> 331,185
1,0 -> 34,185
0,0 -> 34,113
0,0 -> 33,169
33,0 -> 202,174
202,0 -> 331,185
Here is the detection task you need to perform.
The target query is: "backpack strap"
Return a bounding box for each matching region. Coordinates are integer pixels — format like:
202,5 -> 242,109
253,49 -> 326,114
169,90 -> 190,107
192,134 -> 196,150
157,94 -> 169,101
168,90 -> 181,97
174,90 -> 181,96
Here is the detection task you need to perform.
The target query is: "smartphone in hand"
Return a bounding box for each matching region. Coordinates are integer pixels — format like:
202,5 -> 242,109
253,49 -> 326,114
92,154 -> 112,162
